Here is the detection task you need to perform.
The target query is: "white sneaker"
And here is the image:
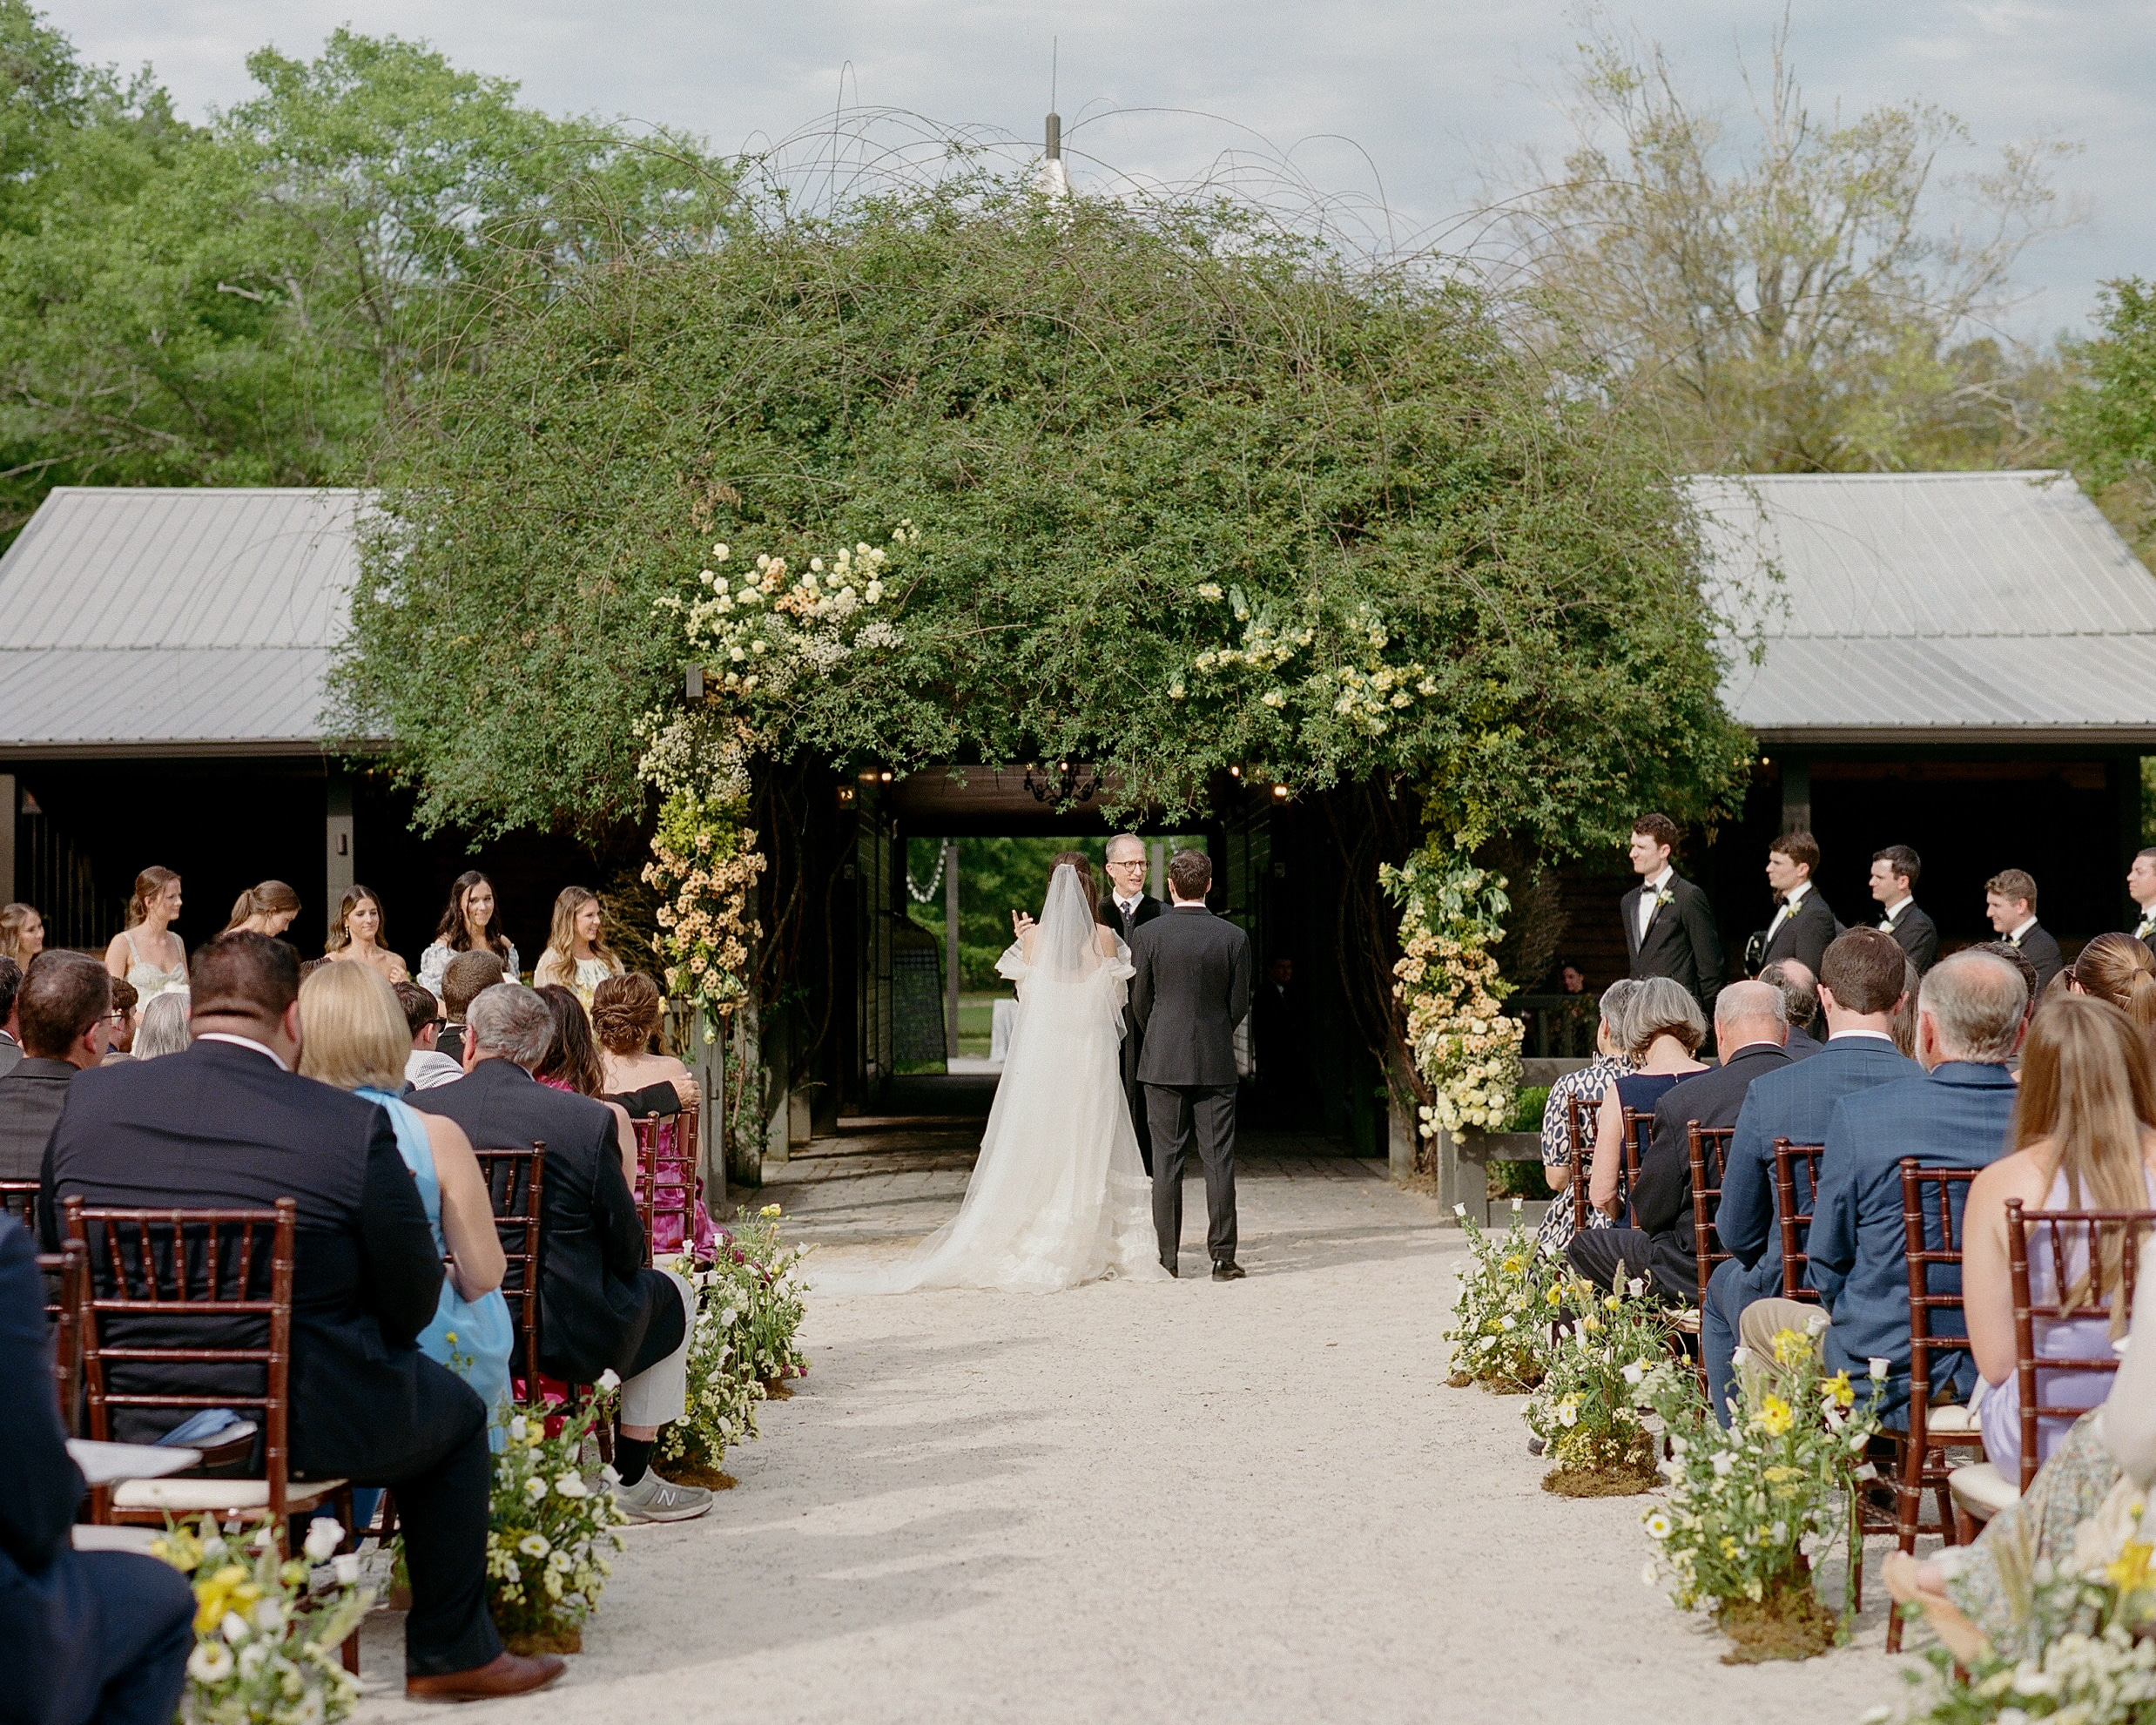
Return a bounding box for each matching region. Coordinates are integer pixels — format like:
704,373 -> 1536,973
610,1472 -> 712,1523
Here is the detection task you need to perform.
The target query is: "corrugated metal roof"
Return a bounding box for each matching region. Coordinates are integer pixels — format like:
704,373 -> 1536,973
1695,471 -> 2156,742
0,488 -> 361,754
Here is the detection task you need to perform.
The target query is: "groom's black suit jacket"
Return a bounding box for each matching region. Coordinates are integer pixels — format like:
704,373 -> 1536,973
1129,906 -> 1252,1088
1622,873 -> 1723,1011
1101,893 -> 1164,1090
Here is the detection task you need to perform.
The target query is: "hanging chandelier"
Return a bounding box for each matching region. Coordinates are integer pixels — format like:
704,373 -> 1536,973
1023,761 -> 1098,805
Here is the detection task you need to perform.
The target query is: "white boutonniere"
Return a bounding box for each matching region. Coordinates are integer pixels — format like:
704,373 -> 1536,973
1877,919 -> 1895,933
1653,888 -> 1675,909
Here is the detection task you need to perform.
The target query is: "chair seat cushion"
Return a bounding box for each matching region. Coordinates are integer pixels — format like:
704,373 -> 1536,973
111,1476 -> 346,1513
1923,1402 -> 1982,1436
71,1524 -> 165,1554
1949,1461 -> 2018,1521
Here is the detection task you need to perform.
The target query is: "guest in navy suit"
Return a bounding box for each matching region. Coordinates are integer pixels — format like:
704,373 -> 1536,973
0,1213 -> 194,1725
1737,949 -> 2028,1421
1702,930 -> 1920,1423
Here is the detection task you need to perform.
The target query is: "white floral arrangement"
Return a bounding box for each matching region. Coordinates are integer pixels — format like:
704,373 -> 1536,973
1442,1198 -> 1556,1390
485,1396 -> 626,1653
1639,1324 -> 1885,1659
1523,1273 -> 1677,1486
1379,836 -> 1524,1136
152,1515 -> 371,1725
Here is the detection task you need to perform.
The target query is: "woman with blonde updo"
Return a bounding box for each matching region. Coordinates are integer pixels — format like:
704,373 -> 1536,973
104,866 -> 186,1002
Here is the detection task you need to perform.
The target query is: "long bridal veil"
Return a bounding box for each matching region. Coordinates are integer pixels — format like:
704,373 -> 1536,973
816,862 -> 1167,1293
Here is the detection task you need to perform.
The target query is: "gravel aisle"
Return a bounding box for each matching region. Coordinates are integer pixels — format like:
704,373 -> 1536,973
356,1159 -> 1924,1723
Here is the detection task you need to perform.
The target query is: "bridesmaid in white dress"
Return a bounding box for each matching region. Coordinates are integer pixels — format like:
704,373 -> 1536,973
416,870 -> 522,996
104,866 -> 188,1002
533,886 -> 621,1008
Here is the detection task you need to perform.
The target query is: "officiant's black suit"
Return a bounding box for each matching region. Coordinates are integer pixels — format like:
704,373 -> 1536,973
1621,873 -> 1724,1010
1101,890 -> 1164,1173
1129,905 -> 1252,1275
37,1038 -> 502,1678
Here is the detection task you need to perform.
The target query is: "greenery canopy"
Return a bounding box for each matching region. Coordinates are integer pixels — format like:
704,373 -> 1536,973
343,176 -> 1749,853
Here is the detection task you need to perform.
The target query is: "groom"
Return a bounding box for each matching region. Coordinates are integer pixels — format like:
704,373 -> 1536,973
1129,848 -> 1253,1281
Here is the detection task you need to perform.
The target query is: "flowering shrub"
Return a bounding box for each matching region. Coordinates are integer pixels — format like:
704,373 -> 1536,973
1883,1493 -> 2156,1721
1641,1324 -> 1885,1659
486,1396 -> 625,1654
1442,1199 -> 1556,1390
152,1515 -> 371,1725
1380,835 -> 1524,1138
1524,1273 -> 1679,1492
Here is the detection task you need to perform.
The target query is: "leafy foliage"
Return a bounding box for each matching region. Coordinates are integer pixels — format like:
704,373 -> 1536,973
1525,1272 -> 1676,1484
342,175 -> 1748,848
1441,1203 -> 1557,1390
2056,277 -> 2156,565
486,1398 -> 624,1648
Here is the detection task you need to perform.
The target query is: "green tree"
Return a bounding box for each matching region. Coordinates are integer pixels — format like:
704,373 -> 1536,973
1496,16 -> 2072,474
2055,278 -> 2156,564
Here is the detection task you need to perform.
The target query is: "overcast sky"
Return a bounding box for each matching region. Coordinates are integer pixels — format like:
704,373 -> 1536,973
44,0 -> 2156,342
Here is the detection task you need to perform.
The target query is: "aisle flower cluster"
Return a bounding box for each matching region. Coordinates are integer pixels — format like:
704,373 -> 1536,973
1525,1273 -> 1677,1492
485,1394 -> 626,1654
1380,834 -> 1523,1137
1442,1200 -> 1556,1391
656,1203 -> 813,1483
153,1516 -> 372,1725
1640,1327 -> 1884,1657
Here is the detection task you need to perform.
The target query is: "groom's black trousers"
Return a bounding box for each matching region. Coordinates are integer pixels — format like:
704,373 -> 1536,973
1145,1082 -> 1237,1274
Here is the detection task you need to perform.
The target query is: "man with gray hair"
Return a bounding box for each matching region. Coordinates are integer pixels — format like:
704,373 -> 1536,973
1570,980 -> 1792,1302
411,984 -> 711,1523
1737,949 -> 2026,1420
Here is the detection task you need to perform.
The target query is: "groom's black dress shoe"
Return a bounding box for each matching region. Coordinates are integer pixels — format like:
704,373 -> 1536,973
1211,1260 -> 1246,1282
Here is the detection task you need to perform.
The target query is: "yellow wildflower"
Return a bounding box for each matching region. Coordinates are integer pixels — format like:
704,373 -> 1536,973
1770,1327 -> 1814,1370
2106,1541 -> 2154,1596
1752,1395 -> 1794,1438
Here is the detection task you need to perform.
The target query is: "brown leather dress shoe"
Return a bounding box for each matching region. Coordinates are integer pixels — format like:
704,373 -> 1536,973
406,1652 -> 567,1702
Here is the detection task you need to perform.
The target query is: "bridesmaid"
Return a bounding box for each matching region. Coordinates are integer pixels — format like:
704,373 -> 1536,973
533,886 -> 622,1008
104,867 -> 188,1002
0,902 -> 44,966
417,870 -> 520,996
221,880 -> 301,938
325,884 -> 410,984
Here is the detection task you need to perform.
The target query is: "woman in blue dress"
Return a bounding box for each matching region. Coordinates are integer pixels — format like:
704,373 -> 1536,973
1586,976 -> 1709,1225
297,962 -> 515,1439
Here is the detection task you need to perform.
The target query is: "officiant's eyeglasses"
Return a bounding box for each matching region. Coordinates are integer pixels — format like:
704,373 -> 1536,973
1106,857 -> 1147,872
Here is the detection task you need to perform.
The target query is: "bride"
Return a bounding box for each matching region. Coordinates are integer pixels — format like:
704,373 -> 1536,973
820,853 -> 1168,1293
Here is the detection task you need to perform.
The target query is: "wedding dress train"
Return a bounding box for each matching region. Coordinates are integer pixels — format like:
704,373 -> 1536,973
817,864 -> 1168,1293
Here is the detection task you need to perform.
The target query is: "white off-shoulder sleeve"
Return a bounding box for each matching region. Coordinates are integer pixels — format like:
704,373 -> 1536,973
995,940 -> 1030,988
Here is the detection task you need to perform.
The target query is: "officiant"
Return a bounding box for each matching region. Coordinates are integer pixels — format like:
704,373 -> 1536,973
1101,834 -> 1163,1172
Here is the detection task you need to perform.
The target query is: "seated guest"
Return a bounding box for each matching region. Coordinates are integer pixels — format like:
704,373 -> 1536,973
1571,980 -> 1790,1302
39,933 -> 563,1701
593,973 -> 710,1255
1759,831 -> 1836,976
0,953 -> 21,1078
101,977 -> 139,1063
1890,956 -> 1921,1059
1738,949 -> 2028,1421
533,985 -> 638,1178
0,953 -> 109,1180
1758,959 -> 1824,1058
1533,979 -> 1640,1257
0,1213 -> 195,1725
410,983 -> 711,1524
1962,992 -> 2156,1475
1986,868 -> 2064,993
1871,845 -> 1939,974
129,992 -> 190,1060
1584,977 -> 1708,1224
300,965 -> 513,1433
435,948 -> 506,1068
1703,929 -> 1918,1423
397,981 -> 464,1092
2062,931 -> 2156,1036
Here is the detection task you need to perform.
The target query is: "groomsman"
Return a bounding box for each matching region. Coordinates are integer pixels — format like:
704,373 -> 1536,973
1869,844 -> 1938,974
1757,831 -> 1836,976
1621,813 -> 1723,1013
2129,848 -> 2156,953
1101,833 -> 1163,1172
1985,868 -> 2064,992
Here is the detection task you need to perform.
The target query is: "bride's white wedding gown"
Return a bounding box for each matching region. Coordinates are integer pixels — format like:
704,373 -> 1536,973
818,864 -> 1168,1293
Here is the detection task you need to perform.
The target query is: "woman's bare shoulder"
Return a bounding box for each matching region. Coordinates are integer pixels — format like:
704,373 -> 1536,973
1095,925 -> 1120,956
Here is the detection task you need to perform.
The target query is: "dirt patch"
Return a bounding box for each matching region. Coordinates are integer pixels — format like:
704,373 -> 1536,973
1541,1460 -> 1662,1497
654,1459 -> 739,1490
1717,1584 -> 1842,1663
505,1624 -> 583,1656
765,1378 -> 796,1399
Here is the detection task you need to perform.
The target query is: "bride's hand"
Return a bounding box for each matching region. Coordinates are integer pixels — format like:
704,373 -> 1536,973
1011,910 -> 1036,939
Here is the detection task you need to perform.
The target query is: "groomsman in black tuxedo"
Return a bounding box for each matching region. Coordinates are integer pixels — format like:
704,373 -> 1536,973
1101,834 -> 1163,1172
2129,848 -> 2156,955
1757,830 -> 1837,976
1869,844 -> 1939,974
1621,812 -> 1724,1013
1986,868 -> 2064,991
